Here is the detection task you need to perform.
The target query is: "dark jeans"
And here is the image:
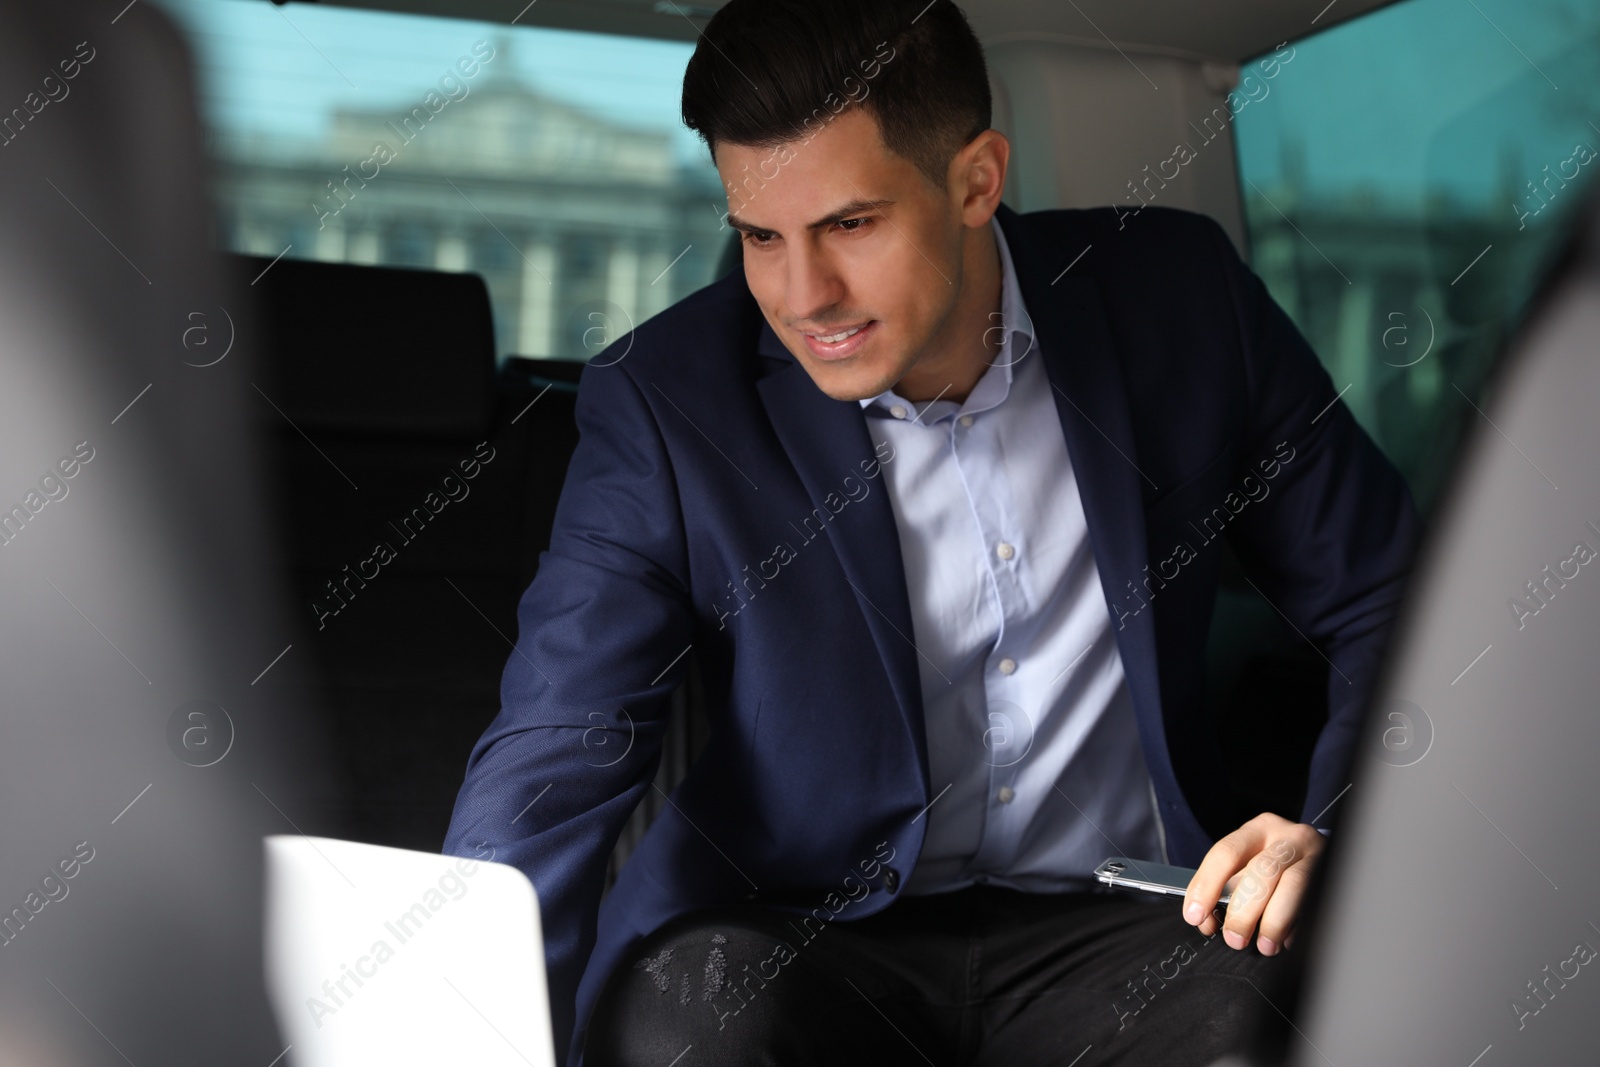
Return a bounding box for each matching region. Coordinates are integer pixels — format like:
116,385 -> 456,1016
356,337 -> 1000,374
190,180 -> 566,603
584,883 -> 1284,1066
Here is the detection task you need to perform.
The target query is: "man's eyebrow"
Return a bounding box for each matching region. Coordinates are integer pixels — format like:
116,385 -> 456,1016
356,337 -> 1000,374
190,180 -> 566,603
725,198 -> 896,235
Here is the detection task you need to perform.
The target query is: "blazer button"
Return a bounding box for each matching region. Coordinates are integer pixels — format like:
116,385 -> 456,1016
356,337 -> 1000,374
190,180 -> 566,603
883,867 -> 900,893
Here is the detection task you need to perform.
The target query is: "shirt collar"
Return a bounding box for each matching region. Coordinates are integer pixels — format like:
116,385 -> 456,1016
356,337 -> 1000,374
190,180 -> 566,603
858,214 -> 1034,419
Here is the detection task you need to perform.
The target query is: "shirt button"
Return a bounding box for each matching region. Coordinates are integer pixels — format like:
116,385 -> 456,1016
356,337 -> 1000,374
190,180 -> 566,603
996,541 -> 1015,561
890,404 -> 908,420
998,657 -> 1017,675
959,414 -> 974,428
997,786 -> 1015,804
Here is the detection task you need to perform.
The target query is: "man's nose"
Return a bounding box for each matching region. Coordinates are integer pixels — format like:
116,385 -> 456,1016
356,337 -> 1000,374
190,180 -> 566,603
783,244 -> 847,326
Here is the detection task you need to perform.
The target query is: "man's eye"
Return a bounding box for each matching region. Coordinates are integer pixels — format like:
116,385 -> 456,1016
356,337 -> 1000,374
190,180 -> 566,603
742,218 -> 872,247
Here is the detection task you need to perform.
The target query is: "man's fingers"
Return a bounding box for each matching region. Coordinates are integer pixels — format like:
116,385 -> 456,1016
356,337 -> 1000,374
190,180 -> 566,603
1222,844 -> 1296,950
1254,856 -> 1312,955
1182,814 -> 1323,950
1184,822 -> 1265,929
1193,871 -> 1240,936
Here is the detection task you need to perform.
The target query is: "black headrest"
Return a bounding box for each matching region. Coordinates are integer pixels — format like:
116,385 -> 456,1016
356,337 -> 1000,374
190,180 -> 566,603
236,254 -> 496,440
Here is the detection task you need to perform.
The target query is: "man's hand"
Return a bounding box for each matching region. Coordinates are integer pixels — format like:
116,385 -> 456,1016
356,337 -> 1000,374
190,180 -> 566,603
1181,813 -> 1323,956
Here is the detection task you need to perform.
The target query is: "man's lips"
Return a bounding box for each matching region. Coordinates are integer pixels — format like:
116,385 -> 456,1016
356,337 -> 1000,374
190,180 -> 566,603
800,320 -> 877,361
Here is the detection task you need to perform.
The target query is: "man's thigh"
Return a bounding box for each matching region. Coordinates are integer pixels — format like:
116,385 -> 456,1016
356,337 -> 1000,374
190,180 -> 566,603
583,903 -> 957,1067
975,891 -> 1286,1067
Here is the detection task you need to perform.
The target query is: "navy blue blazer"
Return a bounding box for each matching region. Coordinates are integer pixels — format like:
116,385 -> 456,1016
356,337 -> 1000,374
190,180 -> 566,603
443,201 -> 1421,1065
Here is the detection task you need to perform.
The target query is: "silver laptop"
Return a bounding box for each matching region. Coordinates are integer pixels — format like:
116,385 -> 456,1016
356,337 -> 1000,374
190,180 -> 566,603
264,836 -> 556,1067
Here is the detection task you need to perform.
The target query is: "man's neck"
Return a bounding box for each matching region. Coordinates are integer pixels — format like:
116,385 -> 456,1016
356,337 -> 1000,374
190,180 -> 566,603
892,218 -> 1004,405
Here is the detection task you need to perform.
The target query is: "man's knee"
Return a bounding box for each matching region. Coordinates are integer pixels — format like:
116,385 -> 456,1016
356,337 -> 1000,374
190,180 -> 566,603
584,909 -> 807,1066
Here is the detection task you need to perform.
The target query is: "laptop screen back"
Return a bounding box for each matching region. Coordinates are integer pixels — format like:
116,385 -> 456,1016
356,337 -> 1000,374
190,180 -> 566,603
264,835 -> 556,1067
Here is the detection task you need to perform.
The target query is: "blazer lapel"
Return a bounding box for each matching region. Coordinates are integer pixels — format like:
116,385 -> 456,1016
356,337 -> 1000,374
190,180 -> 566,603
994,204 -> 1167,747
753,332 -> 932,795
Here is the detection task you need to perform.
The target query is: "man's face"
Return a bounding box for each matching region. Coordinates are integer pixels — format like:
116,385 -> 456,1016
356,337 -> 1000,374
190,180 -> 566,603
715,107 -> 970,402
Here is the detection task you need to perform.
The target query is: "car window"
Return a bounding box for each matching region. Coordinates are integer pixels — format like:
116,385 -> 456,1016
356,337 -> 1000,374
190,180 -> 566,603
154,0 -> 725,364
1233,0 -> 1600,515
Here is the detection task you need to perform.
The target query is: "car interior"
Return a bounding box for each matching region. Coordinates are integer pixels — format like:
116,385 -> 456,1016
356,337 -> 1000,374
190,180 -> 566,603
190,0 -> 1596,897
6,0 -> 1593,1061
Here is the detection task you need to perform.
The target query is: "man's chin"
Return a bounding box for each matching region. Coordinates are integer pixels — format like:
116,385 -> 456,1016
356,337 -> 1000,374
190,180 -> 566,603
795,356 -> 898,404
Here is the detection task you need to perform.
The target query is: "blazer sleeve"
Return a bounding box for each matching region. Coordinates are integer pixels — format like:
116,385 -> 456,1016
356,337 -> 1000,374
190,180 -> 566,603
1198,214 -> 1423,832
441,356 -> 695,1060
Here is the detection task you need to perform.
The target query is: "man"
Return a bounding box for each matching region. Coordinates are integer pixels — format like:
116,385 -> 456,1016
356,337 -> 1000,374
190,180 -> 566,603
443,1 -> 1419,1063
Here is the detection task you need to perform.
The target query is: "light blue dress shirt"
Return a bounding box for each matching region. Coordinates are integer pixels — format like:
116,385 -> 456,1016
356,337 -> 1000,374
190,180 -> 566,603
859,216 -> 1167,896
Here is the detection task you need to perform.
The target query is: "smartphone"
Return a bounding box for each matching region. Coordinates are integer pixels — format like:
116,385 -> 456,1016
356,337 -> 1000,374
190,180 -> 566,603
1093,857 -> 1231,906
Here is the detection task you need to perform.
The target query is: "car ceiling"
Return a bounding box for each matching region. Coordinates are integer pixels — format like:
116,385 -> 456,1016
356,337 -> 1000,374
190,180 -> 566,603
303,0 -> 1402,64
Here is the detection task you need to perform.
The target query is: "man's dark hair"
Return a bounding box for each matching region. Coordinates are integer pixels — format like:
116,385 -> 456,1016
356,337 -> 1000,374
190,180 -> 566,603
681,0 -> 992,193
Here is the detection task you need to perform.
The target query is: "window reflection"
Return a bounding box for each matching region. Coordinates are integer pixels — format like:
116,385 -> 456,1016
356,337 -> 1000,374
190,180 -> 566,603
157,0 -> 727,364
1234,0 -> 1600,514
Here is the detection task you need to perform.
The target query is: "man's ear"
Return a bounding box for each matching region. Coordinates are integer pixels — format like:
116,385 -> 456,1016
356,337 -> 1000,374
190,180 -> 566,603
954,129 -> 1010,228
